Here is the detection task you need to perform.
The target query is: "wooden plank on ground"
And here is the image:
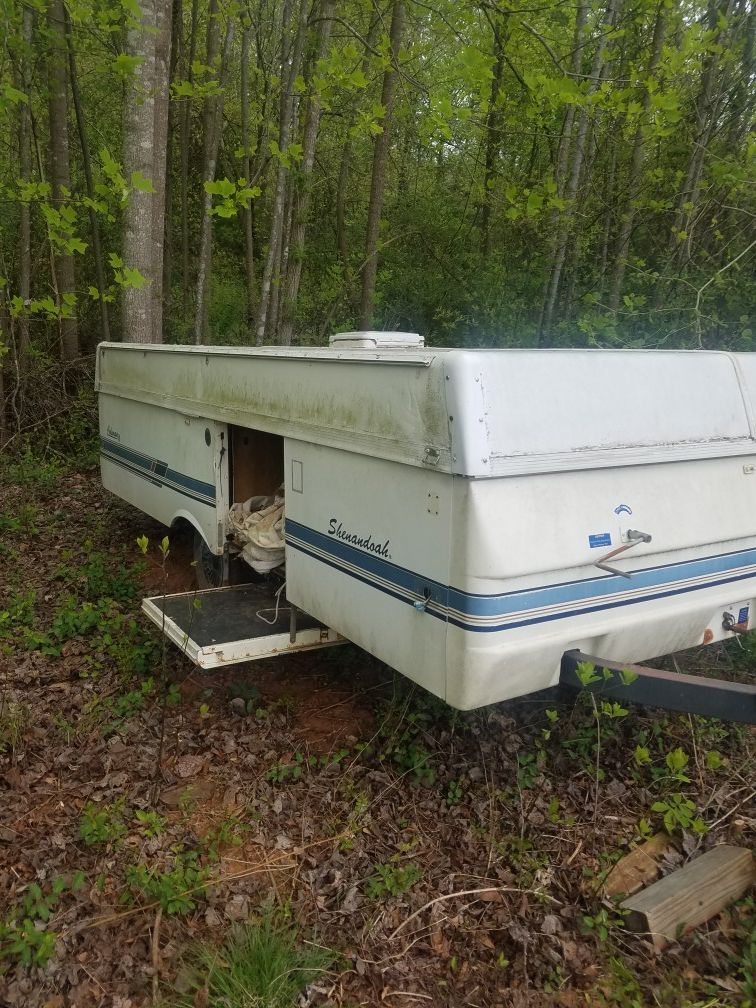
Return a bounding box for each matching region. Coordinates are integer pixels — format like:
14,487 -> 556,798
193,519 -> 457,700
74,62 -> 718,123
621,845 -> 754,950
603,832 -> 675,898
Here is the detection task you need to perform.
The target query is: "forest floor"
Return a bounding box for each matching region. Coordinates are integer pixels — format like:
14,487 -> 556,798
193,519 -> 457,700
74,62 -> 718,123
0,460 -> 754,1008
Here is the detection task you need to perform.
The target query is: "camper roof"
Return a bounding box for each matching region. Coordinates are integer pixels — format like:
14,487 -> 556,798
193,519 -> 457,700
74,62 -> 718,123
95,343 -> 756,476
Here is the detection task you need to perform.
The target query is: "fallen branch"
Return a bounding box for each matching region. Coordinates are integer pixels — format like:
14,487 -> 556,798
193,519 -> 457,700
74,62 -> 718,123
151,906 -> 162,1005
389,886 -> 559,940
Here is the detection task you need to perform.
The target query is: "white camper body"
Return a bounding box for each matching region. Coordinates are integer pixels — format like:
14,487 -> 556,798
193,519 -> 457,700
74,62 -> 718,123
96,340 -> 756,710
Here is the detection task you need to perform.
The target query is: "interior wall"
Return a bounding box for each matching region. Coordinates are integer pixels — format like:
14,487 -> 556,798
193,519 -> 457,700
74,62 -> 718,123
230,426 -> 284,501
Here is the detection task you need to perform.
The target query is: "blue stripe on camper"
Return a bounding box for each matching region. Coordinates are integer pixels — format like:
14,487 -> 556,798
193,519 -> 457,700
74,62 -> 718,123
284,519 -> 756,634
100,437 -> 216,507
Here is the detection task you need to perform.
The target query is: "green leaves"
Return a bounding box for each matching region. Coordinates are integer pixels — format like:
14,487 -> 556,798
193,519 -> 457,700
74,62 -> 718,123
204,177 -> 261,218
1,82 -> 28,109
109,252 -> 148,290
130,171 -> 155,193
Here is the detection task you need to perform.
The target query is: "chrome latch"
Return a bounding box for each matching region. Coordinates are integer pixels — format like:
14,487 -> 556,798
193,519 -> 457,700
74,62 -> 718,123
594,530 -> 652,579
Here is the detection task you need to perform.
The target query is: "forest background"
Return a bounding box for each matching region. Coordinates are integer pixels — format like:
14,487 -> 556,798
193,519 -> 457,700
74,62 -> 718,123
0,0 -> 754,439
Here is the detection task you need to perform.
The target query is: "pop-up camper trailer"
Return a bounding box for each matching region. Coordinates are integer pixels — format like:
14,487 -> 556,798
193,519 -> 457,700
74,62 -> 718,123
96,334 -> 756,723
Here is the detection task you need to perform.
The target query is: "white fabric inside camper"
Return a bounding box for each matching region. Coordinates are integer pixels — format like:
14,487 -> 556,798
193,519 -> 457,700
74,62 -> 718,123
228,494 -> 285,573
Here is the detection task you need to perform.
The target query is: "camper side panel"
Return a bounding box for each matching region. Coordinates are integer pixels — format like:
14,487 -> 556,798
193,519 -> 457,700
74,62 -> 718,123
99,395 -> 227,551
283,440 -> 452,699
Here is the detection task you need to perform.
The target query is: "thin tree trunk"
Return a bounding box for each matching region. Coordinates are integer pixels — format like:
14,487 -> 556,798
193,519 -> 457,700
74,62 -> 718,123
64,5 -> 110,343
335,10 -> 379,307
123,0 -> 157,343
554,3 -> 587,200
596,141 -> 618,296
163,0 -> 183,340
538,0 -> 617,342
240,22 -> 257,330
180,0 -> 200,320
255,0 -> 307,345
359,0 -> 404,330
17,7 -> 33,373
480,13 -> 508,257
193,16 -> 235,344
151,0 -> 173,343
279,0 -> 334,346
0,278 -> 8,444
608,2 -> 667,312
667,0 -> 732,267
47,0 -> 79,361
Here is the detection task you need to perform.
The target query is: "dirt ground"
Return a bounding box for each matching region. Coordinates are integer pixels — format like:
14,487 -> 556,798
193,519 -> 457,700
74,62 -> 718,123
0,466 -> 754,1007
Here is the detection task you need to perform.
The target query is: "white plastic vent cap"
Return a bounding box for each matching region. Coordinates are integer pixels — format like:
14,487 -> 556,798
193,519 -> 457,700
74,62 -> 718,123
328,330 -> 424,350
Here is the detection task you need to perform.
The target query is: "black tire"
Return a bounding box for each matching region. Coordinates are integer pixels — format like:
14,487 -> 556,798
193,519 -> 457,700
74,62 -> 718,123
193,531 -> 226,589
192,530 -> 261,589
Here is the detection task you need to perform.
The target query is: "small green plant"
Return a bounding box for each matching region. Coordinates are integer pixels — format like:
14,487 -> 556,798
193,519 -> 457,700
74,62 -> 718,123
5,450 -> 65,492
650,793 -> 707,835
166,906 -> 335,1008
365,859 -> 422,899
0,701 -> 28,756
385,738 -> 435,786
266,752 -> 317,783
0,873 -> 84,969
582,906 -> 626,942
546,796 -> 575,827
704,748 -> 724,771
123,850 -> 209,915
203,815 -> 249,861
166,682 -> 182,707
663,747 -> 690,783
446,779 -> 464,806
79,800 -> 128,846
109,677 -> 156,720
516,750 -> 542,790
134,809 -> 166,838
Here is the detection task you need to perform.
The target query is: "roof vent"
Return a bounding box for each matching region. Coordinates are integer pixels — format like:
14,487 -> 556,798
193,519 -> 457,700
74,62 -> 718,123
329,330 -> 424,350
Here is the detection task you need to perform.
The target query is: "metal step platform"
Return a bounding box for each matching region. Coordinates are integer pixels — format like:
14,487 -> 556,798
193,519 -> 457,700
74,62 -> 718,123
142,582 -> 342,669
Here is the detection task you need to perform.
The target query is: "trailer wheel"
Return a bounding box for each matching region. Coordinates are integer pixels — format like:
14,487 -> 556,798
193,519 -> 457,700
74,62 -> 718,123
193,532 -> 225,589
192,531 -> 259,589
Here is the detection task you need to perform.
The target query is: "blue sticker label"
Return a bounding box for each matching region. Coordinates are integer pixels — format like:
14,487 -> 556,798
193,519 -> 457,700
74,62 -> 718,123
589,533 -> 612,549
738,605 -> 749,625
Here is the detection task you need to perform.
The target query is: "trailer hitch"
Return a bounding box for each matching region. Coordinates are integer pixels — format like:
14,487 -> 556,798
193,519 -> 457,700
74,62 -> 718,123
722,610 -> 749,635
560,650 -> 756,725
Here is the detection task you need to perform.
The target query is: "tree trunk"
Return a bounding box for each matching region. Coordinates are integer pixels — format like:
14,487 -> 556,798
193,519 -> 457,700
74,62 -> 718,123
0,280 -> 8,444
163,0 -> 183,340
47,0 -> 79,361
359,0 -> 404,331
180,0 -> 200,321
608,2 -> 667,312
64,5 -> 110,344
480,13 -> 508,257
240,22 -> 257,330
151,0 -> 174,343
278,0 -> 334,346
538,0 -> 617,343
554,3 -> 587,201
123,0 -> 157,343
193,15 -> 235,344
335,9 -> 379,310
666,0 -> 732,268
255,0 -> 308,345
17,6 -> 33,374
